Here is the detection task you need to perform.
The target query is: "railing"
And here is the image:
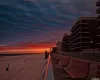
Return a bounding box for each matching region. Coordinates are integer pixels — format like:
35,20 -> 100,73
41,54 -> 54,80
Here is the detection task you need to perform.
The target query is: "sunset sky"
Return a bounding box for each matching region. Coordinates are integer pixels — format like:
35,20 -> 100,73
0,0 -> 96,53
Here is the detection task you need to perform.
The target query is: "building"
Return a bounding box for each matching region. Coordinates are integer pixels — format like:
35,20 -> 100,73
96,0 -> 100,50
51,47 -> 57,53
56,41 -> 62,53
71,17 -> 97,52
61,33 -> 71,52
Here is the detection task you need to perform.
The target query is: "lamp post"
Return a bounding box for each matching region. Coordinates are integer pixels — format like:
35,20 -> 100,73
90,40 -> 94,56
50,44 -> 51,53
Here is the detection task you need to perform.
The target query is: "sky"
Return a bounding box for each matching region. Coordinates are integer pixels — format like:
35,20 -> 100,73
0,0 -> 97,53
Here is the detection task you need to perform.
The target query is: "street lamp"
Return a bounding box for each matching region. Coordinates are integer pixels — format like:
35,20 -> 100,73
50,44 -> 52,53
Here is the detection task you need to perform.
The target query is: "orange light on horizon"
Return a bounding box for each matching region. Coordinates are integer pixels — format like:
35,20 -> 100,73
0,42 -> 56,54
35,48 -> 50,52
0,48 -> 51,53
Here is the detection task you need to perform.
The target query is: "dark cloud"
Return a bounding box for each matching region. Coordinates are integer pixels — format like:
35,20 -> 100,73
0,0 -> 96,45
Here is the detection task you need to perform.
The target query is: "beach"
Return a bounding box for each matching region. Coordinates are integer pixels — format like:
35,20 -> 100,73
0,54 -> 46,80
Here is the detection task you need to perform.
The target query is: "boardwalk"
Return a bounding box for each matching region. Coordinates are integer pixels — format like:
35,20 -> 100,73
0,54 -> 46,80
51,54 -> 70,80
51,53 -> 100,80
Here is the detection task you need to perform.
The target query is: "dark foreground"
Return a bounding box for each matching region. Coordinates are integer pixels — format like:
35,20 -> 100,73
50,52 -> 100,80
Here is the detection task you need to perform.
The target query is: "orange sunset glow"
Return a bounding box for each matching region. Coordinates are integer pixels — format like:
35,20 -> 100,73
0,43 -> 56,53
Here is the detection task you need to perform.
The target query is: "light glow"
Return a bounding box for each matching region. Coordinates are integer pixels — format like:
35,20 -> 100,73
0,48 -> 50,53
0,43 -> 56,54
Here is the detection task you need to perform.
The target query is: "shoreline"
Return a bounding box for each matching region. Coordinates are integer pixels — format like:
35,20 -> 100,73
0,53 -> 44,56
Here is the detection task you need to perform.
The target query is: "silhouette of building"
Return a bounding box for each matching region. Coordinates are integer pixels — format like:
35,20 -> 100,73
61,33 -> 71,52
96,0 -> 100,51
51,47 -> 57,53
71,17 -> 97,52
56,41 -> 62,53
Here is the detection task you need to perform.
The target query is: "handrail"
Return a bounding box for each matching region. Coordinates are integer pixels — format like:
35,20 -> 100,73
44,55 -> 50,80
40,54 -> 54,80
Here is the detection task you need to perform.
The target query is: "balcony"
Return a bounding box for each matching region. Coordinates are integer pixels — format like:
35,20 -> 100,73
71,22 -> 80,32
71,47 -> 81,49
97,22 -> 100,28
96,7 -> 100,14
72,42 -> 89,45
97,28 -> 100,35
97,15 -> 100,21
72,37 -> 89,43
96,0 -> 100,7
71,23 -> 88,32
72,27 -> 88,34
71,32 -> 89,39
71,46 -> 89,49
